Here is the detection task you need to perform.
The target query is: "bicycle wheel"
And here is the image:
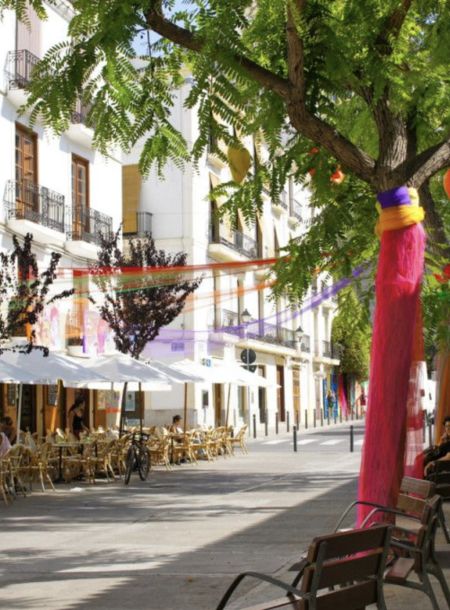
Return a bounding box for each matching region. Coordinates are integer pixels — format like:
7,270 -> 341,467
138,447 -> 151,481
124,446 -> 135,485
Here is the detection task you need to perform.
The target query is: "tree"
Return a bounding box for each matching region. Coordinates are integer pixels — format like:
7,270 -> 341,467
0,233 -> 73,353
331,287 -> 371,382
2,0 -> 449,299
89,231 -> 201,359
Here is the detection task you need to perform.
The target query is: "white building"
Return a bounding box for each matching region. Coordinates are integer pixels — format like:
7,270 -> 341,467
123,76 -> 340,431
0,3 -> 122,434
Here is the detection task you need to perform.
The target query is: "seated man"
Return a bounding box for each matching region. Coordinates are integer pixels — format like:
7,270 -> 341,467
0,416 -> 17,445
424,416 -> 450,474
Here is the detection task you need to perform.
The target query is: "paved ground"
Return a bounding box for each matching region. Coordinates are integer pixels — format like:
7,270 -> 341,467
0,423 -> 448,610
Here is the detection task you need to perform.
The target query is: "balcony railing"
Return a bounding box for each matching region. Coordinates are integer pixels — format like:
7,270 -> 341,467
69,205 -> 113,245
6,50 -> 40,89
124,211 -> 153,237
224,320 -> 297,348
209,228 -> 257,258
4,179 -> 66,233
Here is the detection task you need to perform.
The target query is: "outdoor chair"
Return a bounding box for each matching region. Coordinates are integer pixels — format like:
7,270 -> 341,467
426,460 -> 450,500
215,525 -> 392,610
334,476 -> 450,542
371,494 -> 450,610
83,439 -> 116,483
230,425 -> 248,455
0,456 -> 12,504
148,435 -> 172,470
6,444 -> 32,496
28,442 -> 58,491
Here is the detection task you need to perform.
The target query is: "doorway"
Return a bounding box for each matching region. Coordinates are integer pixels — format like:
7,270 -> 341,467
276,365 -> 285,422
214,384 -> 222,426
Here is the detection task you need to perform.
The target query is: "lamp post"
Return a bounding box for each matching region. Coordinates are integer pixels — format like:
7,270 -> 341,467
241,308 -> 252,432
295,325 -> 304,428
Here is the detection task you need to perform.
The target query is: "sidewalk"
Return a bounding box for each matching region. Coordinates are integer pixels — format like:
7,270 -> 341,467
0,431 -> 447,610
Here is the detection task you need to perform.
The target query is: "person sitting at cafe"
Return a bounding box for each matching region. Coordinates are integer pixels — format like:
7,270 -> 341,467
169,414 -> 183,436
424,416 -> 450,474
0,416 -> 17,445
0,431 -> 11,457
68,397 -> 89,439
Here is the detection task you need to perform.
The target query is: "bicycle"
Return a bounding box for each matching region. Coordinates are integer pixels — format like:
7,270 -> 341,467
124,431 -> 151,485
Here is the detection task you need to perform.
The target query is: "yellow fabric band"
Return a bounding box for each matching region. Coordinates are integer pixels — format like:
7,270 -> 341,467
375,188 -> 425,237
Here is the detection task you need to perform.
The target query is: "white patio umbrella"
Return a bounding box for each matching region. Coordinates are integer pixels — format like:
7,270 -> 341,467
146,360 -> 208,432
0,349 -> 113,435
74,353 -> 174,434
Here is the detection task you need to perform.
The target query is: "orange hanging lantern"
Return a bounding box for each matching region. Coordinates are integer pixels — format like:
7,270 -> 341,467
330,168 -> 345,184
443,169 -> 450,199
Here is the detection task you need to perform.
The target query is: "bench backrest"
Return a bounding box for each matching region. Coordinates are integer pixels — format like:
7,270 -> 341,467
299,525 -> 391,610
396,476 -> 435,517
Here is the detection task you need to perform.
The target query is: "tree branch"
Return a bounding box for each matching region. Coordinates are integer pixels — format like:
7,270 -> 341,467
374,0 -> 413,56
288,106 -> 376,183
146,9 -> 291,98
286,0 -> 306,103
399,136 -> 450,186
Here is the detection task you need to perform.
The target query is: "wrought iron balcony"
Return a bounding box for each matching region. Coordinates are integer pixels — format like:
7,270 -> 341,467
209,228 -> 257,258
68,205 -> 113,245
6,50 -> 39,89
4,179 -> 66,233
124,211 -> 153,237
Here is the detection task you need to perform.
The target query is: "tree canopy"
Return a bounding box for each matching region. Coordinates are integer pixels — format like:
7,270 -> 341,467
0,233 -> 73,353
331,286 -> 371,381
89,231 -> 201,359
3,0 -> 449,305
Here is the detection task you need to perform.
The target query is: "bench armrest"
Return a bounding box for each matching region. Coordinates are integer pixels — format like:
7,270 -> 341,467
216,571 -> 306,610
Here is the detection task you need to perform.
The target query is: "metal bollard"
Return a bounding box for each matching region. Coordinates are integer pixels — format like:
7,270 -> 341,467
350,425 -> 354,452
286,411 -> 290,433
252,413 -> 257,439
265,409 -> 268,436
313,411 -> 316,428
305,410 -> 308,430
293,425 -> 297,452
320,410 -> 324,427
275,411 -> 279,434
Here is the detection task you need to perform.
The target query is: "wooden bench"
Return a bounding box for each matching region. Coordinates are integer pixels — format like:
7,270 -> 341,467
366,494 -> 450,610
215,525 -> 392,610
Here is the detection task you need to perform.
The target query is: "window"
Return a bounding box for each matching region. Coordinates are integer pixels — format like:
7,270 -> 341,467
15,125 -> 38,214
72,155 -> 89,208
72,155 -> 89,239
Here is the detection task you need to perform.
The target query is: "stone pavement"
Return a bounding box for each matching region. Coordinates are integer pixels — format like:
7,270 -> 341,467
0,428 -> 448,610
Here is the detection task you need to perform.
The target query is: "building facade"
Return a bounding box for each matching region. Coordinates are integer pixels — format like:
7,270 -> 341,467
123,76 -> 340,431
0,2 -> 122,436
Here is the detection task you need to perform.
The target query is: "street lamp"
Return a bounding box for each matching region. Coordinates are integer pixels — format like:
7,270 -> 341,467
241,308 -> 252,432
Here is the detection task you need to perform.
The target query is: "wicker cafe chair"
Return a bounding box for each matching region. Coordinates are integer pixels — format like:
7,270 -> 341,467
28,442 -> 58,491
6,444 -> 31,496
0,456 -> 12,504
148,435 -> 172,470
83,439 -> 116,483
230,425 -> 248,455
216,525 -> 392,610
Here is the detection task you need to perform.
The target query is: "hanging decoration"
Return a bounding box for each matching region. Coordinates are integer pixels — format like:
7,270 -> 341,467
358,186 -> 425,524
443,169 -> 450,199
227,145 -> 252,183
